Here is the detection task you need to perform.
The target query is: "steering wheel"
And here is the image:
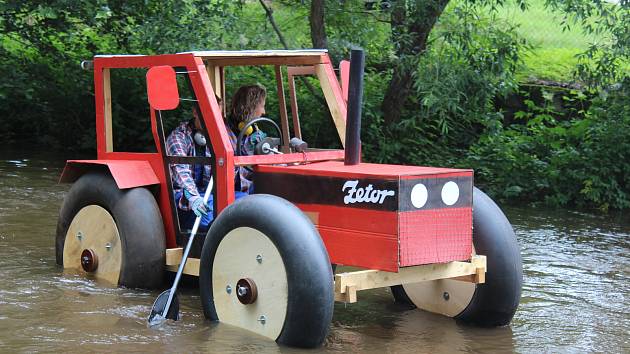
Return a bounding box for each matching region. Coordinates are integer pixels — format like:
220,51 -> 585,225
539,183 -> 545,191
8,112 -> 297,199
235,117 -> 283,156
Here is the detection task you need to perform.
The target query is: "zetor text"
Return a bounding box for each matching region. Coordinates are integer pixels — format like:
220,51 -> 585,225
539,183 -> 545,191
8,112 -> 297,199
342,180 -> 395,205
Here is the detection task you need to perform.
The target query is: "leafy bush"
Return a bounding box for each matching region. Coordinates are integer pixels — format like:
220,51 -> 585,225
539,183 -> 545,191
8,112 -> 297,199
363,7 -> 525,167
466,79 -> 630,210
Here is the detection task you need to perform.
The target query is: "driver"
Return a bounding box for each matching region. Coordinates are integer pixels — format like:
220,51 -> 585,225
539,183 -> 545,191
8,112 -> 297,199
226,84 -> 268,193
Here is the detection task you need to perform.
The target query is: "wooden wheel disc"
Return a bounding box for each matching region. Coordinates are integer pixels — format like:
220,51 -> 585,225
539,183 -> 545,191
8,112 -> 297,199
63,205 -> 122,285
402,247 -> 477,317
211,227 -> 288,340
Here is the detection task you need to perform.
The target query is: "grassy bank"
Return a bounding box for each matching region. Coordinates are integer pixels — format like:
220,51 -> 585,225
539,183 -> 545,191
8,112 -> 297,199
492,0 -> 602,83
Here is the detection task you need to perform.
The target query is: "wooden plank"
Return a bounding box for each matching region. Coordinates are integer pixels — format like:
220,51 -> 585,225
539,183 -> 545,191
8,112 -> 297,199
190,49 -> 327,58
207,56 -> 323,67
287,66 -> 316,76
165,247 -> 183,265
102,68 -> 113,152
334,285 -> 357,303
206,65 -> 222,99
334,256 -> 486,299
286,66 -> 316,140
165,248 -> 200,276
274,66 -> 291,151
315,64 -> 346,146
287,74 -> 301,139
220,67 -> 226,116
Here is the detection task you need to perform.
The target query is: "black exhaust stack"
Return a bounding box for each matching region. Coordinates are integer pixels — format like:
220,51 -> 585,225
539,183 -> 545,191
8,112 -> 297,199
344,49 -> 365,166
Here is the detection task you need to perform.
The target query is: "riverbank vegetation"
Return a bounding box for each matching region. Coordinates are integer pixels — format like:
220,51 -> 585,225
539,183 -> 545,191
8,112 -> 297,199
0,0 -> 628,210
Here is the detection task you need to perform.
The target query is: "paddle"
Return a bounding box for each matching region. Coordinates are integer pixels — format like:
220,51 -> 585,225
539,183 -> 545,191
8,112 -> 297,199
148,177 -> 213,326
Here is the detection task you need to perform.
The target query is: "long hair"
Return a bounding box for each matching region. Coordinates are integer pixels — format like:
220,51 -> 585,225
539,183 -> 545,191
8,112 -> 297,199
227,84 -> 266,131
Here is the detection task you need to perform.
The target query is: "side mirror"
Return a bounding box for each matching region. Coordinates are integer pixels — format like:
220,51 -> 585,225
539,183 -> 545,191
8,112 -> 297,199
146,66 -> 179,110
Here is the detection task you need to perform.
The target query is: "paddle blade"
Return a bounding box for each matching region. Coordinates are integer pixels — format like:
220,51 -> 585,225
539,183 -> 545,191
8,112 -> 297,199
148,290 -> 180,326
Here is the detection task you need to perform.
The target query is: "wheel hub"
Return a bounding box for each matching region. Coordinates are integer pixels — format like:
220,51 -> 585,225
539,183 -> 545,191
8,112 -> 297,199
80,249 -> 99,272
236,278 -> 258,305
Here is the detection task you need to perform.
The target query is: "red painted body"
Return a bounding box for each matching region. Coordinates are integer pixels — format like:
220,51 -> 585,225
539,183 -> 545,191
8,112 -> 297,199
60,160 -> 160,188
256,162 -> 473,271
61,51 -> 474,271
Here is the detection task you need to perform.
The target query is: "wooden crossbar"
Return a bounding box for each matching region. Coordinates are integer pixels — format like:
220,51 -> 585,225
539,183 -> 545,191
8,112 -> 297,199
165,248 -> 200,276
334,255 -> 486,303
165,248 -> 486,304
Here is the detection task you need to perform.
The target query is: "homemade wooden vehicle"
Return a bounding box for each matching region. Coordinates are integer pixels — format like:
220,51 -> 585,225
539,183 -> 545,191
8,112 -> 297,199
56,50 -> 522,348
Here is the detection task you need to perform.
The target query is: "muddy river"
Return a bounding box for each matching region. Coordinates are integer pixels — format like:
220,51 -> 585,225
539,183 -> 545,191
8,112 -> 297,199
0,150 -> 628,353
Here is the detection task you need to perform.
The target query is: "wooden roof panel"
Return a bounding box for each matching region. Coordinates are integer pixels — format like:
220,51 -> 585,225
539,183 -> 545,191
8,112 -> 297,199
181,49 -> 328,58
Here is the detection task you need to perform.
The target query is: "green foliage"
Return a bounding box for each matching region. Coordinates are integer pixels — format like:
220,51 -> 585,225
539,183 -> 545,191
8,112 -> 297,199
545,0 -> 630,88
0,0 -> 628,210
363,4 -> 526,166
466,80 -> 630,210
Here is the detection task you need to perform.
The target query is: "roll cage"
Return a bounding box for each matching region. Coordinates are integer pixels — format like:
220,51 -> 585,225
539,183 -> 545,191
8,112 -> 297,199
89,50 -> 350,248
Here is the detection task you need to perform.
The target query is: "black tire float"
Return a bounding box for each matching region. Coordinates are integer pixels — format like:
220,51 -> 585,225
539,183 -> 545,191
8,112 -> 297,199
391,187 -> 522,326
199,194 -> 334,348
56,171 -> 166,288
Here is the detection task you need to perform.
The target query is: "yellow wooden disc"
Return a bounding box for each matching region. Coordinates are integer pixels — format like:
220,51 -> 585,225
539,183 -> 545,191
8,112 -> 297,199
401,247 -> 477,317
63,205 -> 123,286
212,227 -> 288,340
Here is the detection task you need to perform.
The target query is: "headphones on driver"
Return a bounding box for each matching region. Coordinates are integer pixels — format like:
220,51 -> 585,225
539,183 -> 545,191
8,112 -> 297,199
193,130 -> 206,146
238,121 -> 254,136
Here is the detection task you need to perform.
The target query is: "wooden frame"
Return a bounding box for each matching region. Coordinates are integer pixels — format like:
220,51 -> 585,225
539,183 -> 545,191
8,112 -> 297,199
165,247 -> 200,276
315,64 -> 347,146
286,66 -> 316,140
102,68 -> 113,152
274,65 -> 291,151
334,255 -> 487,303
165,248 -> 486,304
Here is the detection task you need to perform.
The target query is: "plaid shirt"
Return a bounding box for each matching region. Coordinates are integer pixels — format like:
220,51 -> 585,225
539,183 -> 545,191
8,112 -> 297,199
227,125 -> 266,193
167,121 -> 266,206
166,121 -> 212,210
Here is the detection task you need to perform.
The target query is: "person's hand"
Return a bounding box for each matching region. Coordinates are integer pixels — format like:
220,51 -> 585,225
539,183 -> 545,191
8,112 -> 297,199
188,195 -> 208,217
184,190 -> 208,217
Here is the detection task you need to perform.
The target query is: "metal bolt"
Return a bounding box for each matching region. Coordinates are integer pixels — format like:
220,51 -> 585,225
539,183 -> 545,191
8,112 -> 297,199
105,243 -> 112,251
226,285 -> 232,294
77,231 -> 83,240
218,158 -> 224,167
258,315 -> 266,325
237,285 -> 248,297
443,292 -> 450,301
256,255 -> 263,264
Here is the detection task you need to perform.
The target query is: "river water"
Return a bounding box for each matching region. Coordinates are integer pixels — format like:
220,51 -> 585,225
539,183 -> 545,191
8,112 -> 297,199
0,150 -> 628,353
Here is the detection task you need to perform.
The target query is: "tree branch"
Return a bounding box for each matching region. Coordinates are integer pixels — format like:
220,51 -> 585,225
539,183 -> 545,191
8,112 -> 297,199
258,0 -> 289,49
257,0 -> 327,107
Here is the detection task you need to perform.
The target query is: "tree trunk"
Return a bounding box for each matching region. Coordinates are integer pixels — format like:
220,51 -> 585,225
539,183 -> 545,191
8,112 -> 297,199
309,0 -> 328,49
381,0 -> 451,126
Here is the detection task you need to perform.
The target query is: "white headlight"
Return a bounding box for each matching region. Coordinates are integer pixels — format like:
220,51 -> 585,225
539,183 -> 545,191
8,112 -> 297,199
410,183 -> 428,209
441,181 -> 459,206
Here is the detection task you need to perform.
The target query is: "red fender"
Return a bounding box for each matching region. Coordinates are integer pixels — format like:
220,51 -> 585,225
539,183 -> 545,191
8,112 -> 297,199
59,160 -> 160,189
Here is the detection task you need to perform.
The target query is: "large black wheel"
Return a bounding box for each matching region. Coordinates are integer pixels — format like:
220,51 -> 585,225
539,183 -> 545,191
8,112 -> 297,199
56,171 -> 166,288
391,187 -> 522,326
199,194 -> 334,348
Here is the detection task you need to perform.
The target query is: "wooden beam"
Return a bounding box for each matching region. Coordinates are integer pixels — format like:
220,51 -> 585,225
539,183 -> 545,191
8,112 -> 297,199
274,66 -> 291,151
206,64 -> 222,99
286,66 -> 315,140
102,68 -> 113,152
334,256 -> 486,303
207,56 -> 323,67
287,66 -> 316,76
165,248 -> 200,276
220,67 -> 226,117
315,64 -> 346,146
287,74 -> 301,139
